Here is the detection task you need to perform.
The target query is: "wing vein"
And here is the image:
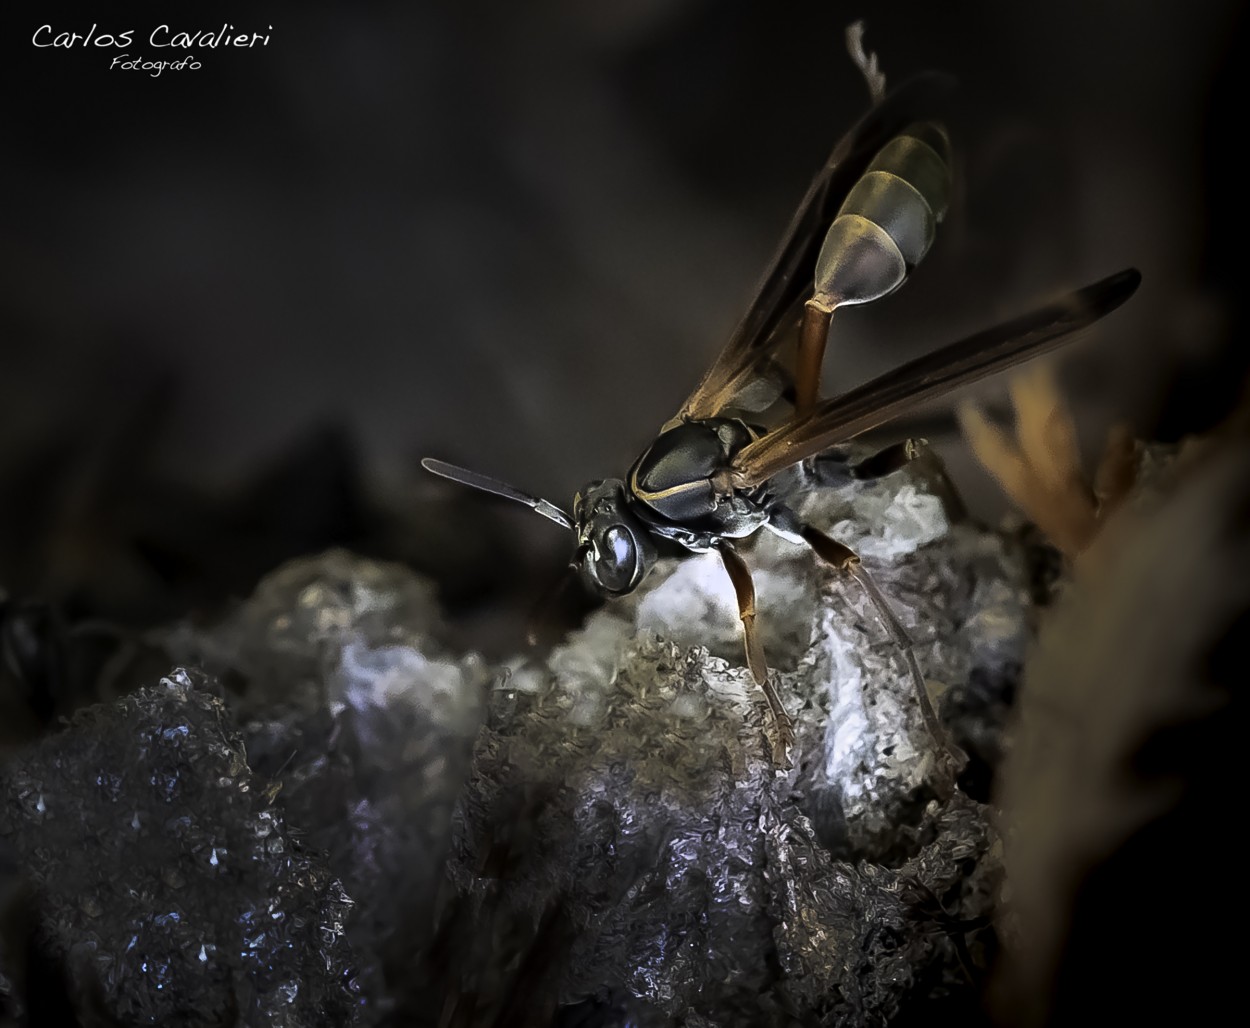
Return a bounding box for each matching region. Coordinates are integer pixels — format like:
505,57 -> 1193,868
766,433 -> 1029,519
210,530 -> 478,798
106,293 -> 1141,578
731,268 -> 1141,487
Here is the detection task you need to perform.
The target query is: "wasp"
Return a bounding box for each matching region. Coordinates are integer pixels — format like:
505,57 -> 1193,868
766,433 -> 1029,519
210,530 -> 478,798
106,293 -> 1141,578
423,63 -> 1139,766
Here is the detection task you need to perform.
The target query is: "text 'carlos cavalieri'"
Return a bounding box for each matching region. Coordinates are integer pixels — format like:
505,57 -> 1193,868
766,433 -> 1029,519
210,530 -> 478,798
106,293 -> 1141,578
32,24 -> 272,76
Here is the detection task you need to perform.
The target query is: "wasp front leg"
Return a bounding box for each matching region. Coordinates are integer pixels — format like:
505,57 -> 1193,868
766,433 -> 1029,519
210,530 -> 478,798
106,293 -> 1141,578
716,541 -> 795,767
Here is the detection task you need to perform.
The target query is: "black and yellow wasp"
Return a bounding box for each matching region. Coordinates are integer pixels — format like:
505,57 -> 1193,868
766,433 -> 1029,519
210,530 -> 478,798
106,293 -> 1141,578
425,68 -> 1139,764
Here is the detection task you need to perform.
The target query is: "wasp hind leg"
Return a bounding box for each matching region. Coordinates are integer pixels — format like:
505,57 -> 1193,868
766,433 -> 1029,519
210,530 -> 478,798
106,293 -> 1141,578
807,437 -> 927,488
716,541 -> 795,767
782,514 -> 967,774
845,437 -> 927,480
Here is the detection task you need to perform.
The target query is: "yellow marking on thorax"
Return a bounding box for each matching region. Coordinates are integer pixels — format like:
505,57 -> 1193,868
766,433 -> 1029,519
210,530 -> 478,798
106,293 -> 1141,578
629,465 -> 708,504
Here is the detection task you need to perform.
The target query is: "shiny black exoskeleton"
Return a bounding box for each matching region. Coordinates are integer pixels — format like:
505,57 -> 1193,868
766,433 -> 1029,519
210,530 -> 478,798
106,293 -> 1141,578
420,52 -> 1140,767
575,418 -> 779,596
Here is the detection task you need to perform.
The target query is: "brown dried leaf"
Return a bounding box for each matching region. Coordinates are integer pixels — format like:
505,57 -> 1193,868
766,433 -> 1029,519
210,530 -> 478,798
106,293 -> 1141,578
991,419 -> 1250,1025
958,365 -> 1130,557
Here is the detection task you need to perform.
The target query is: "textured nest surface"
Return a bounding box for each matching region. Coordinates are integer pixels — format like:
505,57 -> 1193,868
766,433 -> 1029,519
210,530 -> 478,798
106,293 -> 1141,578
1,450 -> 1040,1026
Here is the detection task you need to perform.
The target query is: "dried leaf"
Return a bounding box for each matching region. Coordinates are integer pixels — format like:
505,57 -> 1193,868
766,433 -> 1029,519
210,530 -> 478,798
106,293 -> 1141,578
959,365 -> 1129,557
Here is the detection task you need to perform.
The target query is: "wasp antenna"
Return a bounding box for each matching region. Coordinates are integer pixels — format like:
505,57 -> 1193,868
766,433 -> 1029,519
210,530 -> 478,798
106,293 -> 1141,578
421,457 -> 575,531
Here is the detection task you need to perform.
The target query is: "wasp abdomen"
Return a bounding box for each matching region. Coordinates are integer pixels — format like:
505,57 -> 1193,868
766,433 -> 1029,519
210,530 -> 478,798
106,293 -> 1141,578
813,121 -> 951,310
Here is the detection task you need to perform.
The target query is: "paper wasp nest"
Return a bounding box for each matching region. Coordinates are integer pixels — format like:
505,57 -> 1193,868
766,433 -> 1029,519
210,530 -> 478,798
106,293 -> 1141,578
1,451 -> 1032,1025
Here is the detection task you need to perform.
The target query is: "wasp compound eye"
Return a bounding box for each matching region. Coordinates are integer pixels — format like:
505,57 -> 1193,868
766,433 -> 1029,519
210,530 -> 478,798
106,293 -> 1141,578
590,524 -> 639,594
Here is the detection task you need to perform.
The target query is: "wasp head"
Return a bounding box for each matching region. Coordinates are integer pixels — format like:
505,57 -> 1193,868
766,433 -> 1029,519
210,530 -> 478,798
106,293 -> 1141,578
572,479 -> 657,596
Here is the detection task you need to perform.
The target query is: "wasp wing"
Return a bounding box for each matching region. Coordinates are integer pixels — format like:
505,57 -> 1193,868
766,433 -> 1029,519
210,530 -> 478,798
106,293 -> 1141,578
729,268 -> 1141,488
672,73 -> 956,425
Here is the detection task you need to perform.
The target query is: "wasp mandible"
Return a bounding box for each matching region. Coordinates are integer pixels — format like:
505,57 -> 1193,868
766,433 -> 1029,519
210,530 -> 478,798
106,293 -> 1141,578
424,40 -> 1140,766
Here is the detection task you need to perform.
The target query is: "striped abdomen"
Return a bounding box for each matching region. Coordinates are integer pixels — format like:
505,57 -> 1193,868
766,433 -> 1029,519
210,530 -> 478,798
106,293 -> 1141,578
811,121 -> 951,311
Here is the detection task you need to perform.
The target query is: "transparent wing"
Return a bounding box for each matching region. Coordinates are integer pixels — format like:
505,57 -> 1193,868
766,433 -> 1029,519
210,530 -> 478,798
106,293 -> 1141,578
730,268 -> 1141,488
673,72 -> 955,424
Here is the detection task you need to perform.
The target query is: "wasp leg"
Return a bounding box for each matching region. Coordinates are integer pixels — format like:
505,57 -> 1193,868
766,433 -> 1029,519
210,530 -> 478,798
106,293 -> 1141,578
716,541 -> 795,766
526,563 -> 598,648
792,519 -> 966,771
807,438 -> 926,487
795,299 -> 834,417
847,437 -> 926,480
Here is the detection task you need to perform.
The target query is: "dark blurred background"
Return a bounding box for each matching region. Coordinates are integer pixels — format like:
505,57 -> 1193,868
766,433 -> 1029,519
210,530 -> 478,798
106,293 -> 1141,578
2,0 -> 1245,640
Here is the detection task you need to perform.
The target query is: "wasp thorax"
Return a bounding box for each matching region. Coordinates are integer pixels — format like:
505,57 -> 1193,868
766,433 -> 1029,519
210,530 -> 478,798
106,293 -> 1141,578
572,479 -> 657,596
